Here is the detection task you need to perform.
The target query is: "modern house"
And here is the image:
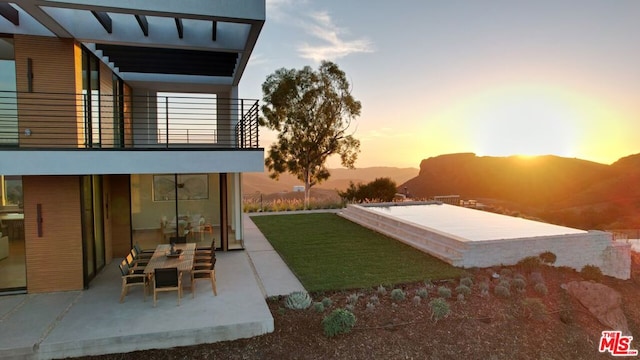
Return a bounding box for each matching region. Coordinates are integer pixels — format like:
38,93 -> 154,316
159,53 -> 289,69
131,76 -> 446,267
0,0 -> 265,294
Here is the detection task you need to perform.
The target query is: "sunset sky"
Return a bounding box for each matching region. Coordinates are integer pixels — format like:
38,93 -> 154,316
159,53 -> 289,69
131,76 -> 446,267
239,0 -> 640,168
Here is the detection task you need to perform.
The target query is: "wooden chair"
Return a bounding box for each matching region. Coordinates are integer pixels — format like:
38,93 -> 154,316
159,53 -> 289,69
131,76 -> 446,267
153,267 -> 182,307
119,259 -> 147,303
125,253 -> 146,274
191,259 -> 217,298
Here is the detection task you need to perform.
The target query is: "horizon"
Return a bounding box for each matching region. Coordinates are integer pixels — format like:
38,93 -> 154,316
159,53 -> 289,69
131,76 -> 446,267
241,1 -> 640,169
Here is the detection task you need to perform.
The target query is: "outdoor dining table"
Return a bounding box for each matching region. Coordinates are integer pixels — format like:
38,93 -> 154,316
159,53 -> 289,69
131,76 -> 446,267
144,243 -> 196,276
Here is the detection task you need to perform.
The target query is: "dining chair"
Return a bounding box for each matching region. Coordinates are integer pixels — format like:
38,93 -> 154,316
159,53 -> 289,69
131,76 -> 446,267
191,259 -> 217,298
153,267 -> 182,307
125,253 -> 146,274
119,259 -> 148,303
133,243 -> 154,258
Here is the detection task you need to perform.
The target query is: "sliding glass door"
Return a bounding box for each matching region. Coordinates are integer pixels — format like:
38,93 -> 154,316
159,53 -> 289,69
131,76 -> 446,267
81,175 -> 105,287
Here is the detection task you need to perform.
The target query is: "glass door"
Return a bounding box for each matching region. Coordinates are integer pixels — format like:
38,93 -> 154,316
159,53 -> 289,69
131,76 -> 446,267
81,175 -> 105,287
82,50 -> 101,148
0,37 -> 17,146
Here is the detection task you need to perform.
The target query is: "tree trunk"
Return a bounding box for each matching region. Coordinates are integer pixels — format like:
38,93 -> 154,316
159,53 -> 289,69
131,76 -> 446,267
304,175 -> 310,210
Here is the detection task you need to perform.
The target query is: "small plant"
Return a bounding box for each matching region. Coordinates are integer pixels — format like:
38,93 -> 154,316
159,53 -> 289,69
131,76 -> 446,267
346,293 -> 360,305
366,302 -> 376,312
322,297 -> 333,308
530,272 -> 544,285
494,285 -> 511,298
429,297 -> 451,322
455,284 -> 471,296
390,288 -> 406,301
512,278 -> 527,292
581,265 -> 603,281
424,279 -> 435,289
345,304 -> 355,312
313,302 -> 325,313
479,281 -> 490,292
500,268 -> 513,277
277,307 -> 286,315
539,251 -> 557,265
322,308 -> 356,337
522,298 -> 547,320
412,295 -> 422,306
416,288 -> 429,299
437,286 -> 452,299
377,285 -> 387,295
534,282 -> 548,296
513,273 -> 526,281
498,279 -> 511,289
460,277 -> 473,287
457,293 -> 465,302
285,291 -> 312,310
480,289 -> 489,298
368,295 -> 380,305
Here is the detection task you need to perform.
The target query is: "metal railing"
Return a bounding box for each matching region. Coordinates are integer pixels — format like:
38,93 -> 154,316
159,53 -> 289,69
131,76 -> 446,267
0,90 -> 260,149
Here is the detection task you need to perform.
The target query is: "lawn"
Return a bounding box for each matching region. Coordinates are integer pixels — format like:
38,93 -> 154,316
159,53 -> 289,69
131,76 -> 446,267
250,212 -> 464,292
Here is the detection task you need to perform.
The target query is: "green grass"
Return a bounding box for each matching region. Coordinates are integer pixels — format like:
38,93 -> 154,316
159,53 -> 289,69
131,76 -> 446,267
251,213 -> 464,292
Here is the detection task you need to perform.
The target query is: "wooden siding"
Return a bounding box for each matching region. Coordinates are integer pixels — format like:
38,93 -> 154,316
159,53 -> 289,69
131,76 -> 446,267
23,176 -> 84,293
123,83 -> 133,147
13,35 -> 82,148
99,61 -> 114,147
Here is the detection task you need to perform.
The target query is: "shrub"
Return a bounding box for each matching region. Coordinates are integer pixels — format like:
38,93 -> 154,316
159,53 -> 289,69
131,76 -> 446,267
530,272 -> 544,285
285,291 -> 312,310
412,296 -> 422,306
512,278 -> 527,291
339,177 -> 398,203
534,283 -> 548,296
456,284 -> 471,296
424,279 -> 435,289
457,293 -> 466,302
416,288 -> 429,299
522,298 -> 547,320
513,273 -> 526,281
322,297 -> 333,308
516,256 -> 542,271
460,277 -> 473,287
539,251 -> 557,265
322,309 -> 356,337
480,289 -> 489,298
390,288 -> 406,301
438,286 -> 452,299
313,302 -> 325,313
366,302 -> 375,312
345,304 -> 355,312
581,265 -> 603,281
429,298 -> 451,322
479,281 -> 490,292
377,285 -> 387,295
494,285 -> 511,298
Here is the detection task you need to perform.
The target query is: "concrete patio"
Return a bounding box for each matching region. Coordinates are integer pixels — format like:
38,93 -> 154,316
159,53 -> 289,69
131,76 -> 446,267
0,215 -> 305,360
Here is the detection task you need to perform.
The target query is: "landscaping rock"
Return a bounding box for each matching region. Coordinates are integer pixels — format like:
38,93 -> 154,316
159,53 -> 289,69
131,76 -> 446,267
564,281 -> 630,335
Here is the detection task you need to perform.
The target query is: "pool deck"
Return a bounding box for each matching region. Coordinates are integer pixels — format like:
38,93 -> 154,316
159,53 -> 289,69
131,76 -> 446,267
0,214 -> 305,360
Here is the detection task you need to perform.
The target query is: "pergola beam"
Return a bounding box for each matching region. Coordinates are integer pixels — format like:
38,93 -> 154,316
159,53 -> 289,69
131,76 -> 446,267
91,10 -> 112,34
135,14 -> 148,36
174,17 -> 183,39
212,20 -> 217,41
0,3 -> 19,26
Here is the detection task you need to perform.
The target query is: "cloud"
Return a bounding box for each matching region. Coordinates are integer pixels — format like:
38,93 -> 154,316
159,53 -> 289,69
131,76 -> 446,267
297,11 -> 374,62
266,0 -> 304,22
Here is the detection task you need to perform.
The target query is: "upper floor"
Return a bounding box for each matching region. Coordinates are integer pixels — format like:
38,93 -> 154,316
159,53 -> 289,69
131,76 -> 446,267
0,1 -> 265,175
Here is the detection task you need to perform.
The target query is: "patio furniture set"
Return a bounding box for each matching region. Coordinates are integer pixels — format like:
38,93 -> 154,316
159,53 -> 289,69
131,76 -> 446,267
119,240 -> 217,306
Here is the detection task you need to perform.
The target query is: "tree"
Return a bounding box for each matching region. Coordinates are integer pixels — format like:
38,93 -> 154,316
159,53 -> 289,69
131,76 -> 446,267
339,177 -> 398,203
261,61 -> 362,208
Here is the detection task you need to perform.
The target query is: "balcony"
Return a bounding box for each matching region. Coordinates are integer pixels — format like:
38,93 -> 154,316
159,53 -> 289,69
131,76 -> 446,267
0,91 -> 264,175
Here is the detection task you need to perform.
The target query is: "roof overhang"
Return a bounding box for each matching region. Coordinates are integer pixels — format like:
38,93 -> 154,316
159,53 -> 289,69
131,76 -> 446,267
0,0 -> 265,89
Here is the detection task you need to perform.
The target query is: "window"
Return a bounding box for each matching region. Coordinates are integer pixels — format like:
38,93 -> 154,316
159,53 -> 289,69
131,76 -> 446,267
1,175 -> 22,207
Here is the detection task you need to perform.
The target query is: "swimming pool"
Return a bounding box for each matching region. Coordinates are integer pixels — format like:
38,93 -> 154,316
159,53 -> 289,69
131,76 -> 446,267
339,202 -> 630,279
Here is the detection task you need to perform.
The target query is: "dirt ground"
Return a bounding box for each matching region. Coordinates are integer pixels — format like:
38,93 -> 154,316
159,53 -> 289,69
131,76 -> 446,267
76,254 -> 640,360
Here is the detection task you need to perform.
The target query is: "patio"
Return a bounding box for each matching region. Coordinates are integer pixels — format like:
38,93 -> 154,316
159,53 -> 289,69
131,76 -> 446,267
0,215 -> 304,360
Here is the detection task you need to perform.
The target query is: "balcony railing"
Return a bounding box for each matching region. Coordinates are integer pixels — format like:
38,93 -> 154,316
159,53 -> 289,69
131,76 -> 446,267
0,90 -> 259,149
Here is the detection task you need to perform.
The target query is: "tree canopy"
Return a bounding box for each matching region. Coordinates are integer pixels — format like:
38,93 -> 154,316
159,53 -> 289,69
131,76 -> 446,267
261,61 -> 362,208
339,177 -> 398,203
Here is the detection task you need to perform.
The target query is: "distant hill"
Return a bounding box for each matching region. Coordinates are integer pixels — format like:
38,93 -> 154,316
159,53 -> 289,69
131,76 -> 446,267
400,153 -> 640,230
243,166 -> 419,195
